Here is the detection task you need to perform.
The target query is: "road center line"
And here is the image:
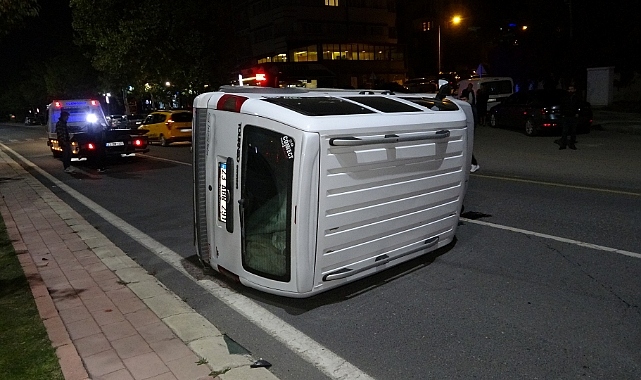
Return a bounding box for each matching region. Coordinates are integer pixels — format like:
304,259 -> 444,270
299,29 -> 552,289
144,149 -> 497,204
460,217 -> 641,259
472,173 -> 641,197
140,154 -> 192,166
0,143 -> 374,380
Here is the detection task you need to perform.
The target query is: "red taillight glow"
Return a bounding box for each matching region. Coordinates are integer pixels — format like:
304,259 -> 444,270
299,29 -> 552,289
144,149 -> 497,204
55,101 -> 62,108
256,73 -> 266,82
90,100 -> 98,106
87,143 -> 96,150
133,139 -> 143,146
217,94 -> 248,112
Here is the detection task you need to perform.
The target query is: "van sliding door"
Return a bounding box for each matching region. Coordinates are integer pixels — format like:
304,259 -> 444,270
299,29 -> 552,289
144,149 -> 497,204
240,125 -> 294,282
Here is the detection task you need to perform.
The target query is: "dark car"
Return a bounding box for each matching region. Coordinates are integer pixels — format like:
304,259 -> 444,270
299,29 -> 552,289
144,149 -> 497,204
405,78 -> 439,93
106,114 -> 127,128
125,113 -> 148,129
488,89 -> 593,136
24,115 -> 43,125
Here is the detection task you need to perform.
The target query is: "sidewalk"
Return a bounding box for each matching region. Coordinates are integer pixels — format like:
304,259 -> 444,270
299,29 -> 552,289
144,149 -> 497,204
591,108 -> 641,135
0,150 -> 278,379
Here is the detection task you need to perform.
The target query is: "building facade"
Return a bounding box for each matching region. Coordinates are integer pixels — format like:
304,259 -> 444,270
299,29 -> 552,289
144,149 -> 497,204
232,0 -> 405,89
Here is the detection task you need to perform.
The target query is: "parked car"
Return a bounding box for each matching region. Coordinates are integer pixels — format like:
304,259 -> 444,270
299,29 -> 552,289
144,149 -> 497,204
106,114 -> 127,128
24,115 -> 43,125
373,82 -> 411,93
488,89 -> 593,136
126,113 -> 147,129
138,110 -> 192,146
405,78 -> 439,93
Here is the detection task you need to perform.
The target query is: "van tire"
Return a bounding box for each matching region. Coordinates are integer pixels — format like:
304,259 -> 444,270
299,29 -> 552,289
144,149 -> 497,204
524,119 -> 537,136
160,135 -> 169,147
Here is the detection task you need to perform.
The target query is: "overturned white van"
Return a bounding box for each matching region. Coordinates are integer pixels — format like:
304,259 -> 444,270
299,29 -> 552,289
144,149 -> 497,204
192,86 -> 473,297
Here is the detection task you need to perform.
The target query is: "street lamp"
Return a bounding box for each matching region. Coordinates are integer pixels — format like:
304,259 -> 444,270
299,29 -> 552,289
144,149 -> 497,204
438,15 -> 462,75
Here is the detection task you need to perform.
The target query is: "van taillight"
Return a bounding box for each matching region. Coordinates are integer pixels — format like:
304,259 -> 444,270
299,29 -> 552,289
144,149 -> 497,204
55,101 -> 62,108
133,139 -> 143,146
90,100 -> 98,106
217,94 -> 248,112
87,143 -> 96,150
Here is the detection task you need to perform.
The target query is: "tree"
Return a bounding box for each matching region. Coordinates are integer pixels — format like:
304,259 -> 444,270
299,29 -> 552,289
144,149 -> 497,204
0,0 -> 39,37
70,0 -> 241,107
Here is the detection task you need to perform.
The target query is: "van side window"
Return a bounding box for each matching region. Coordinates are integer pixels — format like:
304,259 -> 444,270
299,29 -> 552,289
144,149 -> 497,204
240,125 -> 294,282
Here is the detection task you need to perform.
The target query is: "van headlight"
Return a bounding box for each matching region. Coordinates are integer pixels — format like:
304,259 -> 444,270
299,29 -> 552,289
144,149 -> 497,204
86,114 -> 98,123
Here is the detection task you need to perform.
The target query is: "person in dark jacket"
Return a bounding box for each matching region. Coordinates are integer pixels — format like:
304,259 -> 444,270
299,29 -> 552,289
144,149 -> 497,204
558,86 -> 579,150
56,111 -> 74,173
476,86 -> 489,126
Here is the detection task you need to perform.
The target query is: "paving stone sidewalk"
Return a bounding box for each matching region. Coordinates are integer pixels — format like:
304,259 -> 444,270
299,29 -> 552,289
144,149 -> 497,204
0,149 -> 278,380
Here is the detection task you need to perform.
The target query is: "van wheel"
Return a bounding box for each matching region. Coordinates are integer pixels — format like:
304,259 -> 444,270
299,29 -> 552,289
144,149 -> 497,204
160,135 -> 169,147
524,119 -> 538,136
489,114 -> 498,127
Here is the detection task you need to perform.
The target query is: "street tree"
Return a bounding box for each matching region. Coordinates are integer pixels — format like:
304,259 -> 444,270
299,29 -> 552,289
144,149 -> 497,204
70,0 -> 241,108
0,0 -> 39,37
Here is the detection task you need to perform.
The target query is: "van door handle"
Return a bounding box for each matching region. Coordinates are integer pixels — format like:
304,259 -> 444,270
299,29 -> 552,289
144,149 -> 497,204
329,130 -> 450,146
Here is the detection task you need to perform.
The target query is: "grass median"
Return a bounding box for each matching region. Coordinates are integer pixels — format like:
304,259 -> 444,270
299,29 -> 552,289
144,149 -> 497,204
0,216 -> 64,380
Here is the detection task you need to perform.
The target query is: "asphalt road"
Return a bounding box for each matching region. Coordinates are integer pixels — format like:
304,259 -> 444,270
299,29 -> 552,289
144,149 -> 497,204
2,121 -> 640,379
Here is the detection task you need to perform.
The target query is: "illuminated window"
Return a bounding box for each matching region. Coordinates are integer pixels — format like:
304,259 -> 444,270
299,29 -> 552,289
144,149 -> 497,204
291,45 -> 318,62
359,44 -> 374,60
325,0 -> 339,6
273,53 -> 287,62
343,43 -> 357,60
322,44 -> 341,60
257,56 -> 272,64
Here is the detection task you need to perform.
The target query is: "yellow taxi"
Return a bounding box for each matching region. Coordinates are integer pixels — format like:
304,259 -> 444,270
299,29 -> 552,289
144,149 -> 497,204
138,110 -> 192,146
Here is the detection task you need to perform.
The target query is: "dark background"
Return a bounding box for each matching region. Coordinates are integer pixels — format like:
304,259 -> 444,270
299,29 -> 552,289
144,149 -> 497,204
1,0 -> 640,120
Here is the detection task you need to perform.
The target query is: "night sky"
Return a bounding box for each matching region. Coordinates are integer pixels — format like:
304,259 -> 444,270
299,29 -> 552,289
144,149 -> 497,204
3,0 -> 73,72
1,1 -> 637,88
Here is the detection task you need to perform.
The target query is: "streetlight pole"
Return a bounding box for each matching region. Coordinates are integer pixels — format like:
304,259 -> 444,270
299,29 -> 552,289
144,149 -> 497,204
438,25 -> 441,75
438,15 -> 462,76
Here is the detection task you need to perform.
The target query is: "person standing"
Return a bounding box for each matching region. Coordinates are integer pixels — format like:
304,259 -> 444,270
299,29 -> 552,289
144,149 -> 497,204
461,83 -> 480,172
558,85 -> 579,150
476,86 -> 489,126
56,111 -> 74,173
460,83 -> 477,125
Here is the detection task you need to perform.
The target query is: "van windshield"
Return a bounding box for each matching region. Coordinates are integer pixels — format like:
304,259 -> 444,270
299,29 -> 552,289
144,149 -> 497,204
241,125 -> 294,281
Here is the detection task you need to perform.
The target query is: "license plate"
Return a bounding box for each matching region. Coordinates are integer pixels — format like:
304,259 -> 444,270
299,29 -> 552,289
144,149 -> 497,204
106,141 -> 125,147
218,162 -> 227,223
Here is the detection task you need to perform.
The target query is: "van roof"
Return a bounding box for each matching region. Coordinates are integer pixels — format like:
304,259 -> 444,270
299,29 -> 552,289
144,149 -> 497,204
194,87 -> 469,133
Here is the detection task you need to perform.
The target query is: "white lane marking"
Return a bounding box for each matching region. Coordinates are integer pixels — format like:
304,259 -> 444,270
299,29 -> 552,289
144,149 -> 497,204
140,154 -> 192,166
461,218 -> 641,259
0,143 -> 374,380
472,173 -> 641,197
